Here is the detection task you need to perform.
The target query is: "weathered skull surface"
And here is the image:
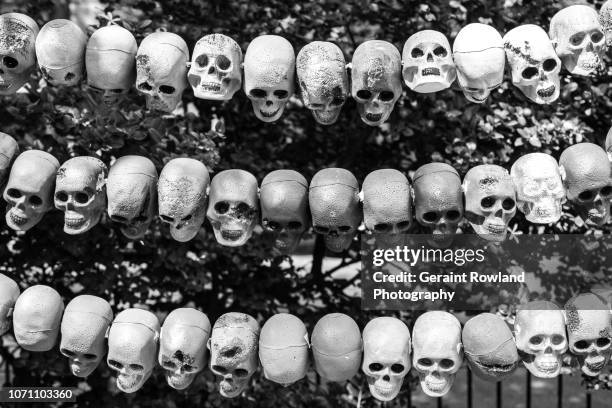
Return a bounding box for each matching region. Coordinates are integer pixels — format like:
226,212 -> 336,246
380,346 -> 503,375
209,312 -> 259,398
259,313 -> 309,386
412,311 -> 462,397
559,143 -> 612,227
60,295 -> 113,377
462,313 -> 520,381
107,308 -> 160,393
362,316 -> 410,401
158,158 -> 210,242
159,308 -> 211,390
550,5 -> 605,76
106,155 -> 158,240
599,0 -> 612,46
13,285 -> 64,352
452,23 -> 505,103
136,32 -> 189,112
402,30 -> 456,94
296,41 -> 349,125
0,13 -> 38,95
510,153 -> 565,224
309,168 -> 361,253
351,40 -> 402,126
463,164 -> 516,242
188,34 -> 242,101
503,25 -> 561,104
514,301 -> 568,378
0,132 -> 19,187
260,169 -> 309,253
3,150 -> 59,231
0,273 -> 19,336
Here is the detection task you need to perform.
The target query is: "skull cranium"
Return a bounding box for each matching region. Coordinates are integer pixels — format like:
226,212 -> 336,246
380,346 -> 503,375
0,132 -> 19,187
13,285 -> 64,352
0,13 -> 39,95
0,273 -> 19,336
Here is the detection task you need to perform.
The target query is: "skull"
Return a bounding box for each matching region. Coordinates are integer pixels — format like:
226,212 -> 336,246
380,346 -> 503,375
0,273 -> 19,336
60,295 -> 113,377
311,313 -> 362,383
309,168 -> 361,253
362,316 -> 410,402
158,158 -> 210,242
136,32 -> 189,113
86,25 -> 137,105
463,165 -> 516,242
559,143 -> 612,227
206,169 -> 258,247
607,126 -> 612,161
13,285 -> 64,352
599,0 -> 612,46
209,312 -> 259,398
452,23 -> 505,103
462,313 -> 520,381
106,155 -> 158,240
0,13 -> 38,95
351,40 -> 402,126
503,25 -> 561,104
412,311 -> 463,397
188,34 -> 242,101
159,308 -> 211,390
244,35 -> 295,122
510,153 -> 565,224
260,170 -> 309,253
107,308 -> 160,393
259,313 -> 309,386
3,150 -> 59,232
550,5 -> 606,76
296,41 -> 349,125
0,132 -> 19,187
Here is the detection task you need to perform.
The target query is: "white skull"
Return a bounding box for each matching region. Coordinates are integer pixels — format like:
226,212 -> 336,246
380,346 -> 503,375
510,153 -> 565,224
13,285 -> 64,352
0,273 -> 19,336
412,311 -> 462,397
607,126 -> 612,161
159,308 -> 211,390
452,23 -> 505,103
351,40 -> 402,126
296,41 -> 349,125
244,35 -> 295,122
3,150 -> 59,232
188,34 -> 242,101
60,295 -> 113,377
0,13 -> 39,95
158,158 -> 210,242
136,32 -> 189,113
0,132 -> 19,187
599,0 -> 612,46
503,25 -> 561,104
107,308 -> 160,393
550,5 -> 606,76
361,317 -> 410,401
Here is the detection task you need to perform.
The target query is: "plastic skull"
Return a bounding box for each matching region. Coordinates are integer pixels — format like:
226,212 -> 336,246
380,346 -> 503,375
60,295 -> 113,377
296,41 -> 349,125
510,153 -> 565,224
452,23 -> 505,103
599,0 -> 612,46
3,150 -> 59,231
159,308 -> 211,390
559,143 -> 612,227
462,313 -> 520,381
260,169 -> 309,253
0,13 -> 39,95
351,40 -> 402,126
309,168 -> 361,253
158,158 -> 210,242
259,313 -> 309,386
244,35 -> 295,122
0,132 -> 19,187
550,5 -> 605,76
0,273 -> 19,336
188,34 -> 242,101
503,25 -> 561,104
463,165 -> 516,242
412,311 -> 463,397
209,312 -> 259,398
107,155 -> 158,240
13,285 -> 64,352
107,308 -> 160,393
136,32 -> 189,112
362,317 -> 410,402
607,126 -> 612,161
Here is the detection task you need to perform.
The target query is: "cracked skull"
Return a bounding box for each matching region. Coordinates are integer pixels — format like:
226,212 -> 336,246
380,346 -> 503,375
0,132 -> 19,187
0,273 -> 19,336
36,19 -> 87,86
13,285 -> 64,352
599,0 -> 612,46
0,13 -> 38,95
402,30 -> 456,93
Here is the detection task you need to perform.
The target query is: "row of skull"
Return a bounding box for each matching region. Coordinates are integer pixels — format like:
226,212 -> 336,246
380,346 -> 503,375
1,277 -> 610,400
1,4 -> 612,124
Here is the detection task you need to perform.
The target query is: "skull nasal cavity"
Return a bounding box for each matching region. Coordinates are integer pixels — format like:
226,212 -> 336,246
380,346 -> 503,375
222,346 -> 241,358
173,350 -> 184,362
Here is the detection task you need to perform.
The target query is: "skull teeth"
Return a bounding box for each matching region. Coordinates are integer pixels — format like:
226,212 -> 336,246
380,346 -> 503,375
65,217 -> 86,228
9,211 -> 28,226
422,67 -> 441,76
485,223 -> 506,234
537,85 -> 555,98
221,229 -> 244,241
260,107 -> 281,118
365,112 -> 383,122
199,82 -> 222,92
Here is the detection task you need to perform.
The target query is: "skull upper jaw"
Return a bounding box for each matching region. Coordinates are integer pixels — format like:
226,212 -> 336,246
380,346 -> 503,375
165,371 -> 196,390
117,370 -> 150,393
520,198 -> 562,224
5,205 -> 46,232
63,209 -> 103,235
572,200 -> 610,227
419,373 -> 454,397
311,107 -> 342,125
523,354 -> 562,378
218,378 -> 247,398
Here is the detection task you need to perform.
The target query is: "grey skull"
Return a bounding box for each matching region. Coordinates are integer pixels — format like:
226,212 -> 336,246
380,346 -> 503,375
0,13 -> 39,95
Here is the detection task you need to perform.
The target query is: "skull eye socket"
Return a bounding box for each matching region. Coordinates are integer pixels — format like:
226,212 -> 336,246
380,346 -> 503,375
266,220 -> 281,231
83,353 -> 97,360
29,195 -> 43,206
417,358 -> 433,367
129,363 -> 144,371
249,88 -> 267,98
314,225 -> 330,234
181,214 -> 192,222
162,360 -> 177,369
356,90 -> 372,100
422,211 -> 438,223
160,215 -> 174,223
133,215 -> 148,222
542,59 -> 557,72
570,32 -> 586,47
446,210 -> 461,221
287,221 -> 302,230
578,190 -> 595,201
196,54 -> 209,67
551,334 -> 565,345
397,220 -> 411,230
214,202 -> 230,214
379,91 -> 395,102
3,56 -> 18,69
75,192 -> 89,204
529,335 -> 543,345
439,359 -> 455,369
411,48 -> 424,58
108,359 -> 123,369
390,363 -> 405,373
481,196 -> 496,209
234,368 -> 249,378
138,82 -> 153,91
338,225 -> 352,232
111,89 -> 124,94
521,67 -> 538,79
55,191 -> 68,202
212,365 -> 227,374
6,188 -> 22,199
159,85 -> 176,94
330,97 -> 345,106
183,364 -> 195,372
273,89 -> 289,99
216,55 -> 231,70
60,348 -> 76,357
433,46 -> 447,57
573,340 -> 589,350
374,223 -> 391,232
600,186 -> 612,197
236,202 -> 251,214
368,362 -> 384,372
591,31 -> 604,43
596,337 -> 611,347
502,198 -> 516,211
64,72 -> 75,81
